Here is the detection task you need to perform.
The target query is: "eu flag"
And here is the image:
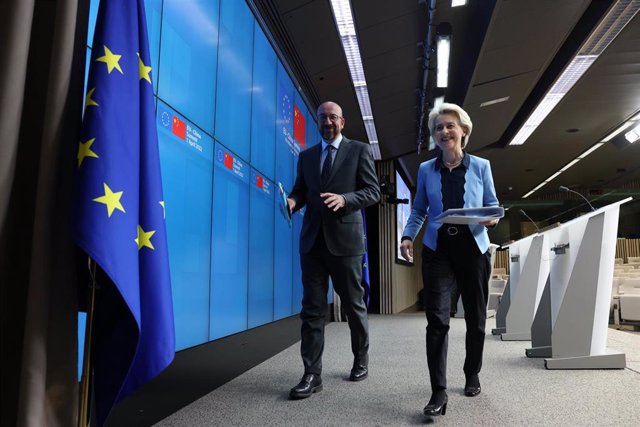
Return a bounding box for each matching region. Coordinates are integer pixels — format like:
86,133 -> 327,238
362,210 -> 370,305
72,0 -> 174,424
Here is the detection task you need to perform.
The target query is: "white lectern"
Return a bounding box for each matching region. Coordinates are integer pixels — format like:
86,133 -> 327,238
500,233 -> 549,341
491,279 -> 510,335
541,198 -> 631,369
526,223 -> 568,357
492,235 -> 529,335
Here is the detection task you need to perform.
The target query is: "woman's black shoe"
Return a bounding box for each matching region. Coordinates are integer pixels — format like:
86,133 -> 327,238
423,390 -> 448,416
464,374 -> 481,397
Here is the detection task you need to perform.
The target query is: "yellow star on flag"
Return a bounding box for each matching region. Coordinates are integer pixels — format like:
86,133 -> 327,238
159,200 -> 165,219
135,225 -> 156,250
85,87 -> 98,111
96,45 -> 123,74
77,138 -> 99,167
93,183 -> 125,217
138,53 -> 152,84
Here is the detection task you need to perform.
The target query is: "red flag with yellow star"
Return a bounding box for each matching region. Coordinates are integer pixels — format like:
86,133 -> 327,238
293,103 -> 306,148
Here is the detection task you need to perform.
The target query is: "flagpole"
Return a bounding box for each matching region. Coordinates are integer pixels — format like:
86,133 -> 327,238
79,258 -> 97,427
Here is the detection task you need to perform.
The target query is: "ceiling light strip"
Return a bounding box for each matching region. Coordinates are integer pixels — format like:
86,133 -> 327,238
601,120 -> 635,141
521,142 -> 605,198
436,36 -> 450,88
509,1 -> 640,146
330,0 -> 381,160
625,123 -> 640,142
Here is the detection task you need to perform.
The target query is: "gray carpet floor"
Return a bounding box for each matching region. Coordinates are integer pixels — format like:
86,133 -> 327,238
155,313 -> 640,426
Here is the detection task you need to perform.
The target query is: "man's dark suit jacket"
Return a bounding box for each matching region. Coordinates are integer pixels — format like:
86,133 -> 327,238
289,137 -> 380,256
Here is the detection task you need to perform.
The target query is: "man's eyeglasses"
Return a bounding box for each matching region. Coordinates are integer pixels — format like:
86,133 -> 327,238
317,113 -> 342,122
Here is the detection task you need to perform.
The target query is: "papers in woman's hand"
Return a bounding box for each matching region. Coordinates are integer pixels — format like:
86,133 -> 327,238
433,206 -> 504,225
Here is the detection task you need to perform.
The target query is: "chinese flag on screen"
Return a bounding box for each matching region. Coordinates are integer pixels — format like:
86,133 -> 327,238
256,175 -> 263,189
293,103 -> 306,148
224,152 -> 233,170
172,115 -> 186,140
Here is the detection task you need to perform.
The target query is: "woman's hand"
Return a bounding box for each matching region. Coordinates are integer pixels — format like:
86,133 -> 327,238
400,239 -> 414,263
480,218 -> 498,227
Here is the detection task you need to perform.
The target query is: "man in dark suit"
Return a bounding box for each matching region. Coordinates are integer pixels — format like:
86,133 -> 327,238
287,101 -> 380,399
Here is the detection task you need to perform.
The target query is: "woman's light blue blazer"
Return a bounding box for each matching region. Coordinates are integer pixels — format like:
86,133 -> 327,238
402,153 -> 499,254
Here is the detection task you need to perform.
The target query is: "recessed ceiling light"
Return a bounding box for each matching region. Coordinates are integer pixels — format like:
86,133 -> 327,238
480,96 -> 509,108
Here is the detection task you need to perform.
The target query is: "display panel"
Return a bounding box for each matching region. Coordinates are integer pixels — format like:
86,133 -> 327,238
396,170 -> 413,265
248,169 -> 275,328
158,0 -> 220,135
157,101 -> 213,350
214,0 -> 254,161
210,143 -> 250,340
145,0 -> 163,94
87,0 -> 99,47
273,202 -> 293,320
250,24 -> 277,180
275,62 -> 296,190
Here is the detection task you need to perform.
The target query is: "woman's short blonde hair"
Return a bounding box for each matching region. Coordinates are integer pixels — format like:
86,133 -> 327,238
428,102 -> 473,149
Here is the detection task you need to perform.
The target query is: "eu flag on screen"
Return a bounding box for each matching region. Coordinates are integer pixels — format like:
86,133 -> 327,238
72,0 -> 174,424
362,210 -> 370,305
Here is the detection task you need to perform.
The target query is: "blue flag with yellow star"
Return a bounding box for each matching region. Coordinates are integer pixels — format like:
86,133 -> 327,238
362,210 -> 370,305
72,0 -> 174,424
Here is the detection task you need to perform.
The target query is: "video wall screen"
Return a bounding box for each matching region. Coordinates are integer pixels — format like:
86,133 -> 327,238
85,0 -> 318,351
396,171 -> 413,265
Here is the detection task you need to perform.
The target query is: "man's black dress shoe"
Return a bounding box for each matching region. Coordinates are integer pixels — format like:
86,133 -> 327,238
464,374 -> 481,397
289,374 -> 322,399
423,390 -> 448,416
349,364 -> 368,381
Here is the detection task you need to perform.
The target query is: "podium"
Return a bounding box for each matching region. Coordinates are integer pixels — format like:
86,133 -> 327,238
526,198 -> 631,369
491,236 -> 528,336
497,233 -> 549,341
526,224 -> 568,358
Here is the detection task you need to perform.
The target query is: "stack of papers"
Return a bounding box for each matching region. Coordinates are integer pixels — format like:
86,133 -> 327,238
433,206 -> 504,224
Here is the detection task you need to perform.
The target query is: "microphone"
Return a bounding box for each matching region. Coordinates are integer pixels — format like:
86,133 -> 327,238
558,185 -> 595,211
519,209 -> 540,233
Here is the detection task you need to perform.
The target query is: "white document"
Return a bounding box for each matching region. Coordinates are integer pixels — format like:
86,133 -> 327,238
433,206 -> 504,224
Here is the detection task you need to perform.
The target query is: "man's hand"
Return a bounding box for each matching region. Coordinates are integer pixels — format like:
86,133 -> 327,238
480,218 -> 498,227
287,198 -> 296,213
400,239 -> 414,263
320,192 -> 346,212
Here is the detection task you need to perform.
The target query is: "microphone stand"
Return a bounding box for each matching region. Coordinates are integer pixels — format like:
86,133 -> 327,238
559,186 -> 596,211
519,209 -> 540,233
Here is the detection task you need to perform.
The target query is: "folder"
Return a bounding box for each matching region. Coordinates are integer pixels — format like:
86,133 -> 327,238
278,182 -> 292,227
433,206 -> 504,224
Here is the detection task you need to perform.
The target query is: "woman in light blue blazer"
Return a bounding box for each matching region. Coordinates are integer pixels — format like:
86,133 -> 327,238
400,103 -> 499,418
